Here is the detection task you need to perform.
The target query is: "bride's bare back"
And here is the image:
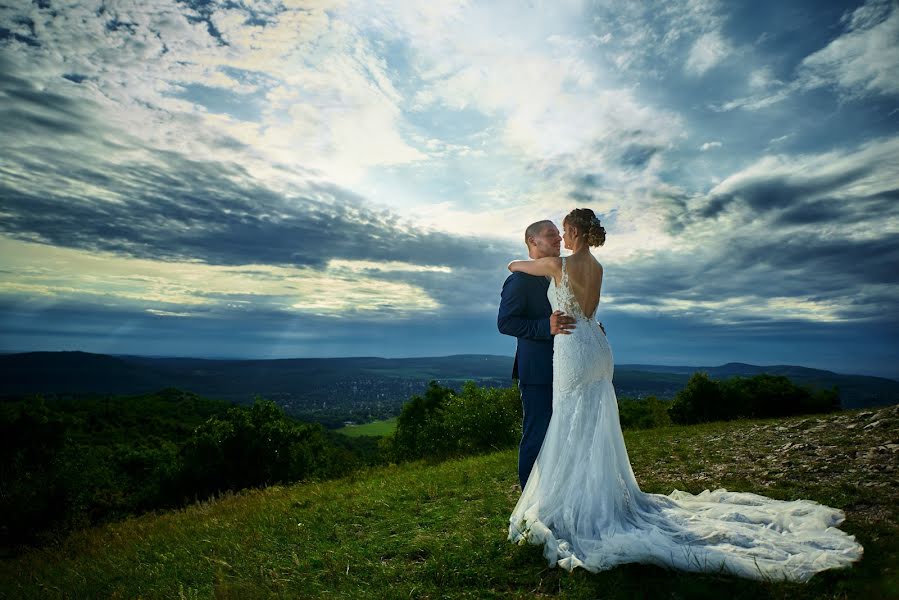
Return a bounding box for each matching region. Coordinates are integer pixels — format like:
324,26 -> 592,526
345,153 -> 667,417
557,254 -> 603,320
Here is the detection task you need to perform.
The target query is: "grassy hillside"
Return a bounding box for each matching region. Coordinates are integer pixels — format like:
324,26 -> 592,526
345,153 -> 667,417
3,406 -> 897,599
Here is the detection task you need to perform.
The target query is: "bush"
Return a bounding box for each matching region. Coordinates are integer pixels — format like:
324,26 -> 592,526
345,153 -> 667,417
384,381 -> 522,462
668,372 -> 726,424
175,397 -> 340,501
439,382 -> 522,456
384,381 -> 454,461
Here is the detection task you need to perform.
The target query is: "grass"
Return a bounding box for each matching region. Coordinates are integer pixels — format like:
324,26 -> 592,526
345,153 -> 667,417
335,417 -> 398,437
2,407 -> 897,599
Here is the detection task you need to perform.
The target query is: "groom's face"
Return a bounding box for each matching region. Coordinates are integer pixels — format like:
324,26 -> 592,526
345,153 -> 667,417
531,224 -> 562,259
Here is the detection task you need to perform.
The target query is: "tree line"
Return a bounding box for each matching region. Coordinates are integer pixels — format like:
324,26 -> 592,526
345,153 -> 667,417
383,372 -> 840,461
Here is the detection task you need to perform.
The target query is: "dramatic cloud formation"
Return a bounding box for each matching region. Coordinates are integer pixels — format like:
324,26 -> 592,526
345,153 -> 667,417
800,0 -> 899,98
1,0 -> 897,376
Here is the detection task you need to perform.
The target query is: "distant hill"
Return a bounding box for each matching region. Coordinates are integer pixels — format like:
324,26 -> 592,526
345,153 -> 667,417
1,352 -> 896,418
0,352 -> 517,426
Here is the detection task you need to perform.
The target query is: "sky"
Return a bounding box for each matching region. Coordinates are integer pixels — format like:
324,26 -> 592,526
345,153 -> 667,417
0,0 -> 897,378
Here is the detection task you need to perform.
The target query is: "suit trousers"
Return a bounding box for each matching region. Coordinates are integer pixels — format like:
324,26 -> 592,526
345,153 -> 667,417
518,382 -> 553,490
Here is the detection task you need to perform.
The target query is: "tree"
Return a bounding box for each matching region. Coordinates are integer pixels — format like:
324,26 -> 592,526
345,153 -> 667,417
388,381 -> 454,461
668,372 -> 724,424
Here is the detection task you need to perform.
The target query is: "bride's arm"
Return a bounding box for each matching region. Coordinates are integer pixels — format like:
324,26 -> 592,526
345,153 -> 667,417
508,257 -> 562,278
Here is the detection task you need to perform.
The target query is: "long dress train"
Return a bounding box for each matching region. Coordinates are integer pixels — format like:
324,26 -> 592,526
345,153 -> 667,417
508,257 -> 863,582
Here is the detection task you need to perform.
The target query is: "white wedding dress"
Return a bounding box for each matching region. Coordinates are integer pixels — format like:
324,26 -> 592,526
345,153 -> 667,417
508,258 -> 863,582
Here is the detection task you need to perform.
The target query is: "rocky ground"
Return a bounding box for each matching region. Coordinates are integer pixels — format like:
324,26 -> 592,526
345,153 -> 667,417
630,404 -> 899,533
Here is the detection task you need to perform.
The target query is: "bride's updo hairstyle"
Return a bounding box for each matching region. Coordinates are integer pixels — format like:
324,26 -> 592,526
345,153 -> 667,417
563,208 -> 606,247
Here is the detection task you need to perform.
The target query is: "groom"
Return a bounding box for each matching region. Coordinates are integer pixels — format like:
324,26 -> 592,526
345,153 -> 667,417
498,220 -> 576,490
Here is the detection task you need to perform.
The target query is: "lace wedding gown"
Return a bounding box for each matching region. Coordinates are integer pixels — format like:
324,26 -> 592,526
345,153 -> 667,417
508,258 -> 863,582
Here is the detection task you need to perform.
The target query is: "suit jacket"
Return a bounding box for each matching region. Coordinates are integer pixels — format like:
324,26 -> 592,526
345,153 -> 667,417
497,272 -> 553,384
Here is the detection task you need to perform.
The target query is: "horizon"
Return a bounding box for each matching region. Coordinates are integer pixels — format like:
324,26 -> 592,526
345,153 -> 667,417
1,0 -> 897,379
3,348 -> 895,381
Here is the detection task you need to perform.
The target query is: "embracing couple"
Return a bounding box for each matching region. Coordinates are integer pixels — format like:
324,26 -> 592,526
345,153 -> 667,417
497,208 -> 863,582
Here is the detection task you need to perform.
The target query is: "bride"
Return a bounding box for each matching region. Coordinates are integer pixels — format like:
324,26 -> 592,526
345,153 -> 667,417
505,208 -> 863,582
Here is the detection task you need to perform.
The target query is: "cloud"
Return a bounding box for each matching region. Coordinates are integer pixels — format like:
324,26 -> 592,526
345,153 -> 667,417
584,0 -> 729,74
317,0 -> 698,261
0,22 -> 518,275
748,67 -> 782,91
0,0 -> 426,188
0,236 -> 445,319
685,31 -> 731,76
0,0 -> 688,254
700,141 -> 723,151
714,0 -> 899,112
0,49 -> 522,326
622,137 -> 899,324
0,0 -> 553,329
705,137 -> 898,220
363,2 -> 688,163
0,144 -> 508,272
710,85 -> 794,112
799,0 -> 899,98
767,134 -> 793,146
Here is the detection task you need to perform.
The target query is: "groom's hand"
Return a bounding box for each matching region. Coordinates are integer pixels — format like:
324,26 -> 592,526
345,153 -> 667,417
550,310 -> 576,335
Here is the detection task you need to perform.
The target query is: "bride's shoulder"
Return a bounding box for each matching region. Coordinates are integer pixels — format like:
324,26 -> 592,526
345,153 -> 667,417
586,256 -> 604,280
545,256 -> 564,273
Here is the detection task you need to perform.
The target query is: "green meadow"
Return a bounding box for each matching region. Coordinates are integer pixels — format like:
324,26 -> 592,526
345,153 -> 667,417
336,417 -> 398,437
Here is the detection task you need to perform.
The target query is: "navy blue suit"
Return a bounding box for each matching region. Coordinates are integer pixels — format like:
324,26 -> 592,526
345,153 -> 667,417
497,272 -> 553,489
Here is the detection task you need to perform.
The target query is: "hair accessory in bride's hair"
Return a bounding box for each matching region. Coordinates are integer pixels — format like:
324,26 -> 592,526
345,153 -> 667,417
564,207 -> 606,247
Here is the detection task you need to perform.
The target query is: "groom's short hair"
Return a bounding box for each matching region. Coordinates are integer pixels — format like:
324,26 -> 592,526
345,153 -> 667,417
525,220 -> 554,247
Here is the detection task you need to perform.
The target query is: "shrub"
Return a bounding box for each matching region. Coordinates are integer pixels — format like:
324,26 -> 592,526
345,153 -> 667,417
385,381 -> 454,461
175,397 -> 338,500
384,381 -> 522,462
668,372 -> 724,424
439,382 -> 521,456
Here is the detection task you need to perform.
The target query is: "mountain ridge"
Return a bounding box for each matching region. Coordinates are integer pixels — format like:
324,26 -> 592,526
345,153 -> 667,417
2,351 -> 896,415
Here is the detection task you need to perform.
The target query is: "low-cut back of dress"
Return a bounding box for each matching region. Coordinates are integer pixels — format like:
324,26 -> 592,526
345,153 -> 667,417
508,257 -> 862,581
